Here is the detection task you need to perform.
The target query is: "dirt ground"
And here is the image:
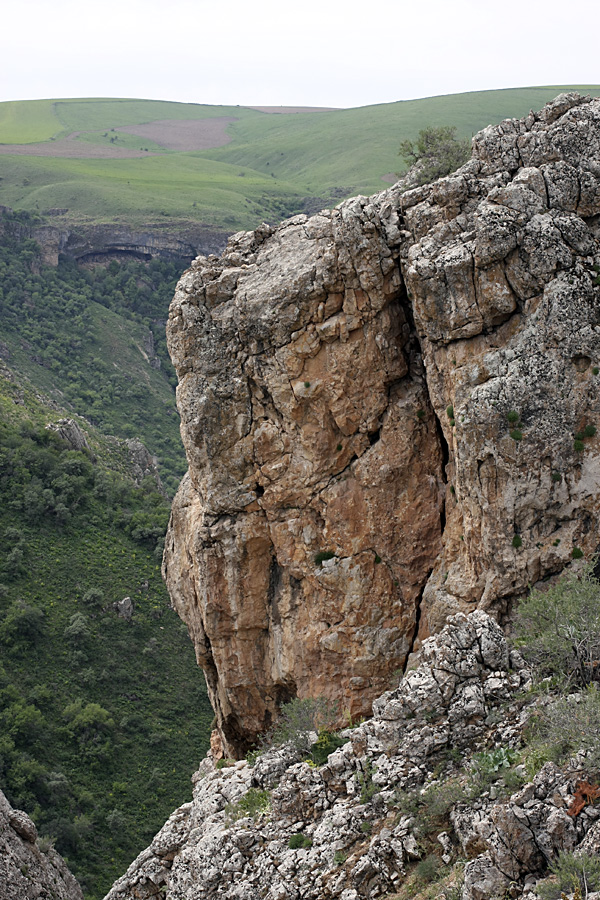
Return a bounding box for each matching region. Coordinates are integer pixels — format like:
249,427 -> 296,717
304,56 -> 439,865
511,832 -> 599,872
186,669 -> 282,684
246,106 -> 338,113
0,140 -> 160,158
0,108 -> 340,158
116,117 -> 238,151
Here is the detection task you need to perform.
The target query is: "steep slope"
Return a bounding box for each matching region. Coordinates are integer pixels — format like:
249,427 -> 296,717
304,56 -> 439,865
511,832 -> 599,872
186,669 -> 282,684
163,92 -> 600,757
0,367 -> 213,897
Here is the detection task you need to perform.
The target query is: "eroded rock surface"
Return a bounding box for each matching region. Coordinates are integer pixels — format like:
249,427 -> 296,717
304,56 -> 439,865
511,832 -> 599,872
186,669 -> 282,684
0,788 -> 83,900
163,92 -> 600,755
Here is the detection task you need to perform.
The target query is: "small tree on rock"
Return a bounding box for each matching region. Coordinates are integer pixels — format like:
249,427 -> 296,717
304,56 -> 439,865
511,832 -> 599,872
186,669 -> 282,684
399,126 -> 471,186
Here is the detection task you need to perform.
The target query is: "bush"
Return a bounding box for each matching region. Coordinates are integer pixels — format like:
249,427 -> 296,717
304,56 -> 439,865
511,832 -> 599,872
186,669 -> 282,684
514,564 -> 600,687
288,833 -> 312,849
262,696 -> 339,756
310,728 -> 346,765
227,788 -> 270,821
470,747 -> 519,790
399,126 -> 470,186
416,853 -> 442,884
526,685 -> 600,771
537,850 -> 600,900
0,601 -> 46,651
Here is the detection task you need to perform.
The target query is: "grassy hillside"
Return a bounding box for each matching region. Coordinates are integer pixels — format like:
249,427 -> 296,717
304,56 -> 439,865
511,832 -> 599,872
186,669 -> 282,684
205,85 -> 600,195
0,368 -> 213,899
2,87 -> 599,232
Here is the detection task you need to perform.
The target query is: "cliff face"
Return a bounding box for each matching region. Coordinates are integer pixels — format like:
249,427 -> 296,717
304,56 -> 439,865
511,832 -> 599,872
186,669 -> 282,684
163,92 -> 600,756
0,206 -> 228,266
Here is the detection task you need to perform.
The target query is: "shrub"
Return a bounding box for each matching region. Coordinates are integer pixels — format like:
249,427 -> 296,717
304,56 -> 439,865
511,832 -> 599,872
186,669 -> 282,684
514,564 -> 600,687
399,126 -> 470,186
262,696 -> 339,756
0,600 -> 46,650
82,587 -> 104,608
574,439 -> 585,451
510,428 -> 523,441
358,759 -> 379,804
288,833 -> 312,849
584,424 -> 597,437
333,849 -> 348,865
446,405 -> 454,419
470,747 -> 519,789
572,547 -> 584,559
507,410 -> 520,423
512,535 -> 522,548
310,728 -> 346,765
416,853 -> 443,884
537,850 -> 600,900
526,685 -> 600,771
314,550 -> 336,565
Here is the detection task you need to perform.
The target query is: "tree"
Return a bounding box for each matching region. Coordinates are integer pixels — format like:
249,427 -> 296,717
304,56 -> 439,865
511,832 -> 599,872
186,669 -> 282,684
399,126 -> 471,186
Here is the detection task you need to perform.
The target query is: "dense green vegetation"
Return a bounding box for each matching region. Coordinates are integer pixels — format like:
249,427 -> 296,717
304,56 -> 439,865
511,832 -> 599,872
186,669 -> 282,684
0,380 -> 212,898
2,87 -> 600,231
0,213 -> 185,493
0,220 -> 215,897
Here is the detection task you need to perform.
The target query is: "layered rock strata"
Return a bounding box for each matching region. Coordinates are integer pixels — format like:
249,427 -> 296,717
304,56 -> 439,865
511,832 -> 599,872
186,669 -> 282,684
103,612 -> 599,900
163,92 -> 600,755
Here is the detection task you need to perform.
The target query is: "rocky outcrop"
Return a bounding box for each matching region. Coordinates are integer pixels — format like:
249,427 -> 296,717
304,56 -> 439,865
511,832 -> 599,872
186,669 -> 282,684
60,223 -> 228,265
103,611 -> 600,900
0,788 -> 83,900
163,92 -> 600,756
0,206 -> 229,266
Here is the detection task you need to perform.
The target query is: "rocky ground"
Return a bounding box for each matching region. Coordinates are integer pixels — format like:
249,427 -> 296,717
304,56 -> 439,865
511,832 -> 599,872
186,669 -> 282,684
103,611 -> 600,900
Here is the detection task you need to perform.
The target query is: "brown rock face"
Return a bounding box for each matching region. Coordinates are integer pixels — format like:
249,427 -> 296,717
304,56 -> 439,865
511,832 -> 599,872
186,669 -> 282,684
163,93 -> 600,756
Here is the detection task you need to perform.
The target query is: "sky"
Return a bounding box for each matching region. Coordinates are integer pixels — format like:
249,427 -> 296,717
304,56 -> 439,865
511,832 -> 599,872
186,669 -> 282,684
2,0 -> 599,109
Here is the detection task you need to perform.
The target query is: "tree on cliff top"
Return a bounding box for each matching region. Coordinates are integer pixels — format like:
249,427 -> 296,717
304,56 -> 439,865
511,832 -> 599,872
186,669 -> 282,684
399,125 -> 471,186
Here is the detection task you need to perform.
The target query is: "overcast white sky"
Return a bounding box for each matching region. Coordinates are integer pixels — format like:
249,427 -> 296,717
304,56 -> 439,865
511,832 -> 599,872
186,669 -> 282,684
2,0 -> 599,109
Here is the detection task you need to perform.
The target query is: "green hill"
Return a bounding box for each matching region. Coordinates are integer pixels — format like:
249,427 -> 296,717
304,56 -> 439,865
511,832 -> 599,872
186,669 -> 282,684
1,87 -> 599,231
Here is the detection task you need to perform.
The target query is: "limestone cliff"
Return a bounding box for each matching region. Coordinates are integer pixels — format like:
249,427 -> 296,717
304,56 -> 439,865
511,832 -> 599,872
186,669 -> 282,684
163,92 -> 600,756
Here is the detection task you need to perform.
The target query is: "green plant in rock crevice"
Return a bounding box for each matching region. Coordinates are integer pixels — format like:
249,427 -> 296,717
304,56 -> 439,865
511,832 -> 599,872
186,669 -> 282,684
226,788 -> 271,822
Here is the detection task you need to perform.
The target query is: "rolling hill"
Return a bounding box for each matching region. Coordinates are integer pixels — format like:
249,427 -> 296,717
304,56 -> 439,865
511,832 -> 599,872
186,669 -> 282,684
1,87 -> 600,232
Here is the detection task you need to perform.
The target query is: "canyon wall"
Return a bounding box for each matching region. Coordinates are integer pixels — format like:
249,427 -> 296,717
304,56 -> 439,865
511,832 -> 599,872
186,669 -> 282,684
163,93 -> 600,756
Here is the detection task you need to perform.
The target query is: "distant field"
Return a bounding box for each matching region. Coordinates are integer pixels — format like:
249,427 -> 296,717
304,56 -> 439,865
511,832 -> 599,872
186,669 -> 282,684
1,87 -> 599,231
0,99 -> 61,142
